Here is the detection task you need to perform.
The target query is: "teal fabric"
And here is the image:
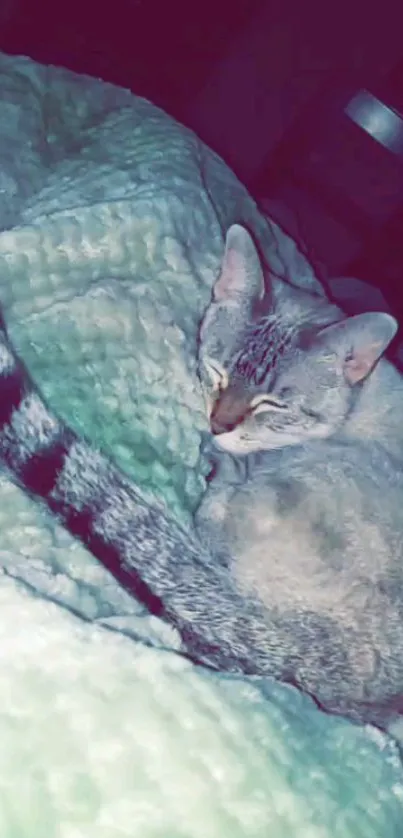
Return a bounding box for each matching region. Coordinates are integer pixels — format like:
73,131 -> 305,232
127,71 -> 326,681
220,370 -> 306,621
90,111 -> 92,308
0,51 -> 401,836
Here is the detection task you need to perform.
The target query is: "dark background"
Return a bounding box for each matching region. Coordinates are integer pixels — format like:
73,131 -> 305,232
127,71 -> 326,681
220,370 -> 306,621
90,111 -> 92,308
0,0 -> 263,118
1,0 -> 403,319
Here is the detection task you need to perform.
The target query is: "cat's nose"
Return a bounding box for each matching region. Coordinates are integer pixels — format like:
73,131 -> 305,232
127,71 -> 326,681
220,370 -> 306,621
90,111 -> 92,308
210,387 -> 248,435
210,415 -> 236,435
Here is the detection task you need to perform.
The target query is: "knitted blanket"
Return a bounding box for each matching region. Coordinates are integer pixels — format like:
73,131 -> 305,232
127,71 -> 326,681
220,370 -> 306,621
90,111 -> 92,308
0,51 -> 401,837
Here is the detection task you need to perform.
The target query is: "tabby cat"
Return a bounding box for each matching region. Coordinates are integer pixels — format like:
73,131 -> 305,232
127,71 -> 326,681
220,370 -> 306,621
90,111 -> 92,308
0,223 -> 402,731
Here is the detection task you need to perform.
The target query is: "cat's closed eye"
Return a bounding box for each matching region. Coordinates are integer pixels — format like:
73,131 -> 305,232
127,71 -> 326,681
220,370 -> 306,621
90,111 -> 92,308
250,393 -> 289,414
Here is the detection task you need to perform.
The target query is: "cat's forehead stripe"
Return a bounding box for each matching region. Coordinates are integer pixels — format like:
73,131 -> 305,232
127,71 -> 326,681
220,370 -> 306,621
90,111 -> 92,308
233,317 -> 295,384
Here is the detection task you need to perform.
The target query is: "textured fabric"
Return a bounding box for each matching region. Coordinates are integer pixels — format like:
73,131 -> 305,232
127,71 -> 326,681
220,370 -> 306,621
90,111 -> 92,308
0,50 -> 401,836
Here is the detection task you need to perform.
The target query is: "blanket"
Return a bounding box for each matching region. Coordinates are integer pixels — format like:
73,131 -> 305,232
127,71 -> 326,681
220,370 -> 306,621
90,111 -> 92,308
0,50 -> 401,837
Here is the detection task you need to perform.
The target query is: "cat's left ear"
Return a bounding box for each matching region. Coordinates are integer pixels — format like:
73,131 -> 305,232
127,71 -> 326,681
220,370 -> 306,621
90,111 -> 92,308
199,225 -> 268,374
213,224 -> 266,305
316,312 -> 398,384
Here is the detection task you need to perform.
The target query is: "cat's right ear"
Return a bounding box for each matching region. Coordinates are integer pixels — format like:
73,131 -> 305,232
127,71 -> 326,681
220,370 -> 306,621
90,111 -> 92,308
316,311 -> 398,384
213,224 -> 266,304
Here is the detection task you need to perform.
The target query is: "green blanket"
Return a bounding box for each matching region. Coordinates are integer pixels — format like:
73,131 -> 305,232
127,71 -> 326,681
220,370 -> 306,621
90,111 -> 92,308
0,50 -> 401,837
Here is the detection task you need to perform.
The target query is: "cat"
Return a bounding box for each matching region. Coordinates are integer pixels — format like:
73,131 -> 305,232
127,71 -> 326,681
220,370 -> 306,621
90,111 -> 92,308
0,223 -> 402,732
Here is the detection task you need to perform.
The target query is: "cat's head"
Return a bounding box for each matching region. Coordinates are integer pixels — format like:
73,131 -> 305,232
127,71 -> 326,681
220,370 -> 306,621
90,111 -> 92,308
199,224 -> 398,455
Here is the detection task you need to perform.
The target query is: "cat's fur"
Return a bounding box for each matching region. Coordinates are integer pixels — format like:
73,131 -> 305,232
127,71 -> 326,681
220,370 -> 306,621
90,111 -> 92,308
0,224 -> 402,730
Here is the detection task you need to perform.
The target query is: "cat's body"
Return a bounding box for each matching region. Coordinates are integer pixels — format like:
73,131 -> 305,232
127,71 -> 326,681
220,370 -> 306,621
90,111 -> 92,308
197,433 -> 403,724
0,224 -> 402,730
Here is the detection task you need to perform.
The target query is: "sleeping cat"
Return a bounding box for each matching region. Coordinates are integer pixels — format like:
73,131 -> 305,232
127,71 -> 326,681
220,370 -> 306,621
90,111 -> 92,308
0,223 -> 402,731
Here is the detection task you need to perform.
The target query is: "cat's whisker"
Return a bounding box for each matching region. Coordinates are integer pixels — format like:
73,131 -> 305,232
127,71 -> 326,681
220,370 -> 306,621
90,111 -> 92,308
201,356 -> 228,393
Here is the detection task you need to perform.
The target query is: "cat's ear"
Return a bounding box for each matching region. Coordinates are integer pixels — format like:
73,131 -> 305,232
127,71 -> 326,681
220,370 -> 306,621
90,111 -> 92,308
199,225 -> 268,370
316,312 -> 398,384
213,225 -> 265,305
